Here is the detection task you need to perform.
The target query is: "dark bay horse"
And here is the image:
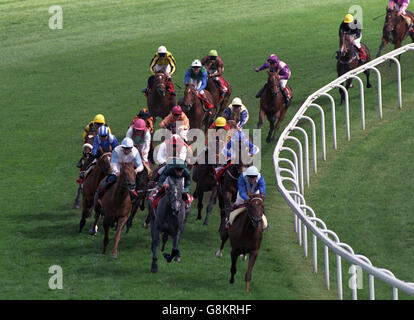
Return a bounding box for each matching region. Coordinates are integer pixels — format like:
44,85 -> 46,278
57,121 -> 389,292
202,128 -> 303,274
229,194 -> 264,292
147,72 -> 176,122
257,70 -> 292,143
377,7 -> 414,58
179,84 -> 215,133
215,159 -> 249,258
206,76 -> 232,116
100,162 -> 136,258
150,178 -> 187,273
337,32 -> 371,105
78,152 -> 112,233
125,167 -> 150,234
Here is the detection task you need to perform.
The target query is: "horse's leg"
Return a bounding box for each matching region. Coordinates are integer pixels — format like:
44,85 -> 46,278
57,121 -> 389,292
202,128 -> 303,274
150,215 -> 160,273
266,113 -> 276,143
197,190 -> 204,221
204,187 -> 217,226
125,201 -> 139,234
89,207 -> 101,235
111,215 -> 128,259
140,191 -> 147,211
102,216 -> 111,255
271,107 -> 288,142
229,249 -> 238,284
364,69 -> 372,88
164,233 -> 181,263
245,251 -> 259,292
257,109 -> 265,129
79,198 -> 92,233
376,38 -> 387,58
161,233 -> 168,252
73,184 -> 82,209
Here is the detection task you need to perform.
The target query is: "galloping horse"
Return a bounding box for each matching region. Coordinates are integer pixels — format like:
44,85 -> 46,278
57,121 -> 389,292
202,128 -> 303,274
377,7 -> 414,58
337,32 -> 371,105
101,162 -> 137,259
179,84 -> 215,133
150,178 -> 187,273
125,167 -> 150,234
147,72 -> 176,122
257,70 -> 292,143
206,76 -> 232,116
229,194 -> 264,292
78,152 -> 112,233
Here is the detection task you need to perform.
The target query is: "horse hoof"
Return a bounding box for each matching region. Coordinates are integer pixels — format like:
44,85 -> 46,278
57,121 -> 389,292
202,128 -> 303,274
203,221 -> 208,226
196,215 -> 201,220
89,229 -> 97,236
163,253 -> 172,262
266,137 -> 271,143
111,254 -> 118,259
367,84 -> 372,89
143,222 -> 148,229
151,265 -> 158,273
174,256 -> 181,263
215,250 -> 222,258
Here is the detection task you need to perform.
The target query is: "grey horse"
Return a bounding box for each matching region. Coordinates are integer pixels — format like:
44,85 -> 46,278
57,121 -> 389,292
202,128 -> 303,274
150,177 -> 188,273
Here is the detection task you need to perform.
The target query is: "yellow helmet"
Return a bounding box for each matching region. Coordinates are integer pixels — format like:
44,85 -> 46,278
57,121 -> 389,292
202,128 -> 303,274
208,49 -> 218,57
93,114 -> 105,124
215,117 -> 227,127
344,14 -> 354,24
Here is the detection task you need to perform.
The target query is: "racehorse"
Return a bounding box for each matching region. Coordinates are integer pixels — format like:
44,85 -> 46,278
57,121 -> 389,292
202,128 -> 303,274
377,7 -> 414,58
179,83 -> 215,133
101,162 -> 137,259
229,194 -> 264,292
125,167 -> 150,234
257,70 -> 292,143
337,32 -> 371,105
150,178 -> 187,273
78,152 -> 112,233
147,72 -> 176,122
206,76 -> 232,116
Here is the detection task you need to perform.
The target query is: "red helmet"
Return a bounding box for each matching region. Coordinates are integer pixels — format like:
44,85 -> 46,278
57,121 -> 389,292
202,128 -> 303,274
133,119 -> 147,131
172,105 -> 182,115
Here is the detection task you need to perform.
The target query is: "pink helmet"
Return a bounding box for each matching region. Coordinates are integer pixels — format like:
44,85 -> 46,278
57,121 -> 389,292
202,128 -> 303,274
267,54 -> 279,63
172,105 -> 182,115
133,119 -> 147,131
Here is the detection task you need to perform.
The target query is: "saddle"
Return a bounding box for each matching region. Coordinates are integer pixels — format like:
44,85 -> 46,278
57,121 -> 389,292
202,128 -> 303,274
196,92 -> 215,111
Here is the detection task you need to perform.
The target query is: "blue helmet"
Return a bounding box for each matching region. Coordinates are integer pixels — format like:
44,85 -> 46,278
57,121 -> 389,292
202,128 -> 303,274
98,125 -> 109,136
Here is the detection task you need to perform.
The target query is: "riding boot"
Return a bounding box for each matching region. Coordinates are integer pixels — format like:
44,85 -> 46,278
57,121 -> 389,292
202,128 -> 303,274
282,88 -> 290,107
96,174 -> 117,207
255,85 -> 265,98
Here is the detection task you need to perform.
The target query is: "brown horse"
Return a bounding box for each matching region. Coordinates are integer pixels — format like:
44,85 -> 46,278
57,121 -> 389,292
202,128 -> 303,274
179,84 -> 215,132
125,167 -> 150,234
101,162 -> 136,259
337,32 -> 371,105
206,76 -> 232,116
257,70 -> 292,143
147,72 -> 176,122
78,152 -> 112,233
377,7 -> 414,58
229,194 -> 264,292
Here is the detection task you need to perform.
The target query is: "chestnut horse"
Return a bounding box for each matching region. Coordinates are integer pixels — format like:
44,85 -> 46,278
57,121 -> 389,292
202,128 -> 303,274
257,70 -> 292,143
147,72 -> 176,122
179,84 -> 215,133
229,194 -> 264,292
377,7 -> 414,58
101,162 -> 137,259
206,76 -> 232,116
337,32 -> 371,105
78,152 -> 112,233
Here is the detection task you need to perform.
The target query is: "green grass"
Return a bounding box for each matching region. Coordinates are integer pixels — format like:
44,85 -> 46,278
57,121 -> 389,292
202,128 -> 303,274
0,0 -> 413,300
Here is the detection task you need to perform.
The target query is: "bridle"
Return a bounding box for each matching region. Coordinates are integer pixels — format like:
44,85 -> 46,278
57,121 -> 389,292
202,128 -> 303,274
247,197 -> 264,228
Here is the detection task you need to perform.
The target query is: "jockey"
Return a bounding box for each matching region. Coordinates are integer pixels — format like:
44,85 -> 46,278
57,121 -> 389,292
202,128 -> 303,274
339,14 -> 366,61
255,54 -> 292,106
131,108 -> 154,134
388,0 -> 414,32
159,105 -> 190,141
95,137 -> 144,206
126,119 -> 151,168
76,143 -> 93,184
156,133 -> 188,166
201,49 -> 227,98
223,97 -> 249,129
184,59 -> 215,110
82,114 -> 112,141
92,125 -> 119,158
206,116 -> 232,146
226,165 -> 268,230
142,45 -> 176,96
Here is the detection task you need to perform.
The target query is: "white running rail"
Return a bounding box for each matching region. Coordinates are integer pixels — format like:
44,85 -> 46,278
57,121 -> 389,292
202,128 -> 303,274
273,43 -> 414,300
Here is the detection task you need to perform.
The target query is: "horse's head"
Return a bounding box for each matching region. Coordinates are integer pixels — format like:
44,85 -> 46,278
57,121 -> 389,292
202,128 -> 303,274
266,70 -> 280,97
182,84 -> 196,112
84,128 -> 97,145
247,194 -> 264,228
120,161 -> 136,192
166,180 -> 183,216
385,7 -> 398,36
98,152 -> 112,176
154,72 -> 167,96
340,32 -> 353,57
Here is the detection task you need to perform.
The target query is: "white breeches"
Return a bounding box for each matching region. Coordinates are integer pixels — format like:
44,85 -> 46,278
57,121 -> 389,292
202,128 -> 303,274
189,79 -> 202,91
279,79 -> 288,89
351,36 -> 362,49
155,64 -> 171,75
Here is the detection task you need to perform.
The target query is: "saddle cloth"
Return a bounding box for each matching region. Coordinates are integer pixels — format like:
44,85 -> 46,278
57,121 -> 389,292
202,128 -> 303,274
229,205 -> 268,229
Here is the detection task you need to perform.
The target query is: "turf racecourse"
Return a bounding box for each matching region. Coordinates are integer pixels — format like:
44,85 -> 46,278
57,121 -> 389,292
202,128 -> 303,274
1,0 -> 413,300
